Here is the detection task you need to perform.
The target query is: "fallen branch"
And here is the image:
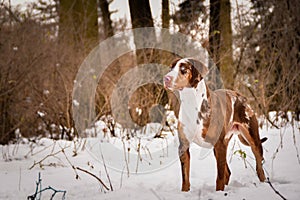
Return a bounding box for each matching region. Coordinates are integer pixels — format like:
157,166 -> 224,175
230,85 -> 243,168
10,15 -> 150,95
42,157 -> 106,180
266,177 -> 287,200
76,167 -> 110,191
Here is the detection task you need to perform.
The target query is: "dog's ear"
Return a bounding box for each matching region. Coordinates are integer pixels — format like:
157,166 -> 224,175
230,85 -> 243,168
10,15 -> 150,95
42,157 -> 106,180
170,57 -> 181,69
186,58 -> 209,78
189,64 -> 201,88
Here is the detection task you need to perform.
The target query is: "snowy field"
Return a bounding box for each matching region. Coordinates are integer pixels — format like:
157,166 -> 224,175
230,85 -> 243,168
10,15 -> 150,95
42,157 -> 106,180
1,115 -> 300,200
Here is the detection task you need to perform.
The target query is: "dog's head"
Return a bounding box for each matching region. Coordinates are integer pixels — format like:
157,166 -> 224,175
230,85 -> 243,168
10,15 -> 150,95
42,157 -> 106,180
164,58 -> 208,91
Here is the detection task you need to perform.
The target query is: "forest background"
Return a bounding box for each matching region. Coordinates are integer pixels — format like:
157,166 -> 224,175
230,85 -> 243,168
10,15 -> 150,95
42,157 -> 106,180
0,0 -> 299,144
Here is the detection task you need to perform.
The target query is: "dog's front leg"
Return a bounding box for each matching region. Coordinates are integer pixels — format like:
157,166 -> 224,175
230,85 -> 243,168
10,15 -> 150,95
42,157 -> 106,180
178,122 -> 190,191
213,139 -> 228,191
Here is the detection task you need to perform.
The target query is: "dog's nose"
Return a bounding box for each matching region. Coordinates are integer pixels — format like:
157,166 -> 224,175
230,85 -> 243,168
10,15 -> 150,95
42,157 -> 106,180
164,75 -> 173,88
164,76 -> 172,83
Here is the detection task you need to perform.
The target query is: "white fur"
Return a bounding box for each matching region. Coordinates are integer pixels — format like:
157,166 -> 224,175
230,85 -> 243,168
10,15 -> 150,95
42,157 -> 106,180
229,95 -> 236,126
179,80 -> 212,148
225,95 -> 239,141
167,59 -> 188,87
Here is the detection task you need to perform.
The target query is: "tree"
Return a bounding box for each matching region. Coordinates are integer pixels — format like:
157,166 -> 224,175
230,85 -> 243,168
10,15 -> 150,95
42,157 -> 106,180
129,0 -> 154,29
128,0 -> 156,64
239,0 -> 300,119
172,0 -> 206,35
99,0 -> 114,39
127,0 -> 169,127
219,0 -> 233,88
162,0 -> 170,29
58,0 -> 98,49
209,0 -> 234,89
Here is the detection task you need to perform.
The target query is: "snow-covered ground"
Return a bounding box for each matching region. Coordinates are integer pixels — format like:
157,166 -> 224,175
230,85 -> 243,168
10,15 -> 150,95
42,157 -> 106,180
1,116 -> 300,199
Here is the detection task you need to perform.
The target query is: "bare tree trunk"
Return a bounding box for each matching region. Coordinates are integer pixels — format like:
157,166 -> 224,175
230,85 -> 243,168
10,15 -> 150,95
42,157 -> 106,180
129,0 -> 154,28
209,0 -> 221,89
162,0 -> 170,29
99,0 -> 114,39
128,0 -> 161,127
219,0 -> 234,89
209,0 -> 233,89
128,0 -> 156,64
0,93 -> 15,144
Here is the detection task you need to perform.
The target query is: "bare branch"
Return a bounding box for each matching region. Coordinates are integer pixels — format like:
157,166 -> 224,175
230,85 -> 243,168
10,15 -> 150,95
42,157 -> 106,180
247,86 -> 279,129
266,177 -> 287,200
28,145 -> 71,170
0,2 -> 21,23
76,167 -> 110,191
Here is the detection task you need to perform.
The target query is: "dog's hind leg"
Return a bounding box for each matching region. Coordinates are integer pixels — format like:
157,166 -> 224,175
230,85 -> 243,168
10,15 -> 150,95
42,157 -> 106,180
236,117 -> 266,182
225,163 -> 231,185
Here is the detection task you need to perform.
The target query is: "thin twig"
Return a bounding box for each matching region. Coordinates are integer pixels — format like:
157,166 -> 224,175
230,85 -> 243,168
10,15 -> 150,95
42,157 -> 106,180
29,146 -> 70,170
271,127 -> 286,174
25,141 -> 56,158
235,142 -> 248,169
229,138 -> 236,163
135,138 -> 142,173
120,166 -> 125,189
266,177 -> 287,200
165,120 -> 175,136
27,172 -> 66,200
58,144 -> 79,179
150,188 -> 163,200
122,137 -> 130,177
145,146 -> 153,160
19,167 -> 21,191
99,145 -> 114,191
292,124 -> 300,165
1,2 -> 21,22
76,167 -> 110,191
247,86 -> 279,129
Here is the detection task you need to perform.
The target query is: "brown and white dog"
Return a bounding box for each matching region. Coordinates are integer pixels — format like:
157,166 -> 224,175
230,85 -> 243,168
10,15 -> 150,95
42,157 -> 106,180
164,58 -> 267,191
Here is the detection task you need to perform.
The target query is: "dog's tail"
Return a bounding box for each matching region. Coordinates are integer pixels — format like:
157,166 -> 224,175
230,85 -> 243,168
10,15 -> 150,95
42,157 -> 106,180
261,137 -> 268,143
238,135 -> 268,146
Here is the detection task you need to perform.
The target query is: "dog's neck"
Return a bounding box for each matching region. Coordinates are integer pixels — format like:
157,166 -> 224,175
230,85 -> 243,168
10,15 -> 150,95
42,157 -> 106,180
179,79 -> 208,110
178,79 -> 212,148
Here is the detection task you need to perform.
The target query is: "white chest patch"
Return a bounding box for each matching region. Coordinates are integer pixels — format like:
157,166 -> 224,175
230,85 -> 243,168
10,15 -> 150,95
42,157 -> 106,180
179,80 -> 212,148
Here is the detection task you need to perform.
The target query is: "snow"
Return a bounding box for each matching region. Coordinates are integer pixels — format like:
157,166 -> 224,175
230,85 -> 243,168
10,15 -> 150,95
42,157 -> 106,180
1,117 -> 300,199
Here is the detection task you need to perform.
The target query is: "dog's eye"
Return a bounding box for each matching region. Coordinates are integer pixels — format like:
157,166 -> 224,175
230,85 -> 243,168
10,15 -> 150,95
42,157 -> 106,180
180,66 -> 188,75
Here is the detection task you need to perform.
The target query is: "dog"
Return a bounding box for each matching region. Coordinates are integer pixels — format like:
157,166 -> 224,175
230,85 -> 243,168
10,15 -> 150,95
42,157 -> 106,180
164,58 -> 267,191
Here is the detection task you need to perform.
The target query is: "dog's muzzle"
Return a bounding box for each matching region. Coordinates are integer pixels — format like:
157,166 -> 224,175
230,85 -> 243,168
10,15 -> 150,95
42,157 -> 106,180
164,75 -> 173,89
